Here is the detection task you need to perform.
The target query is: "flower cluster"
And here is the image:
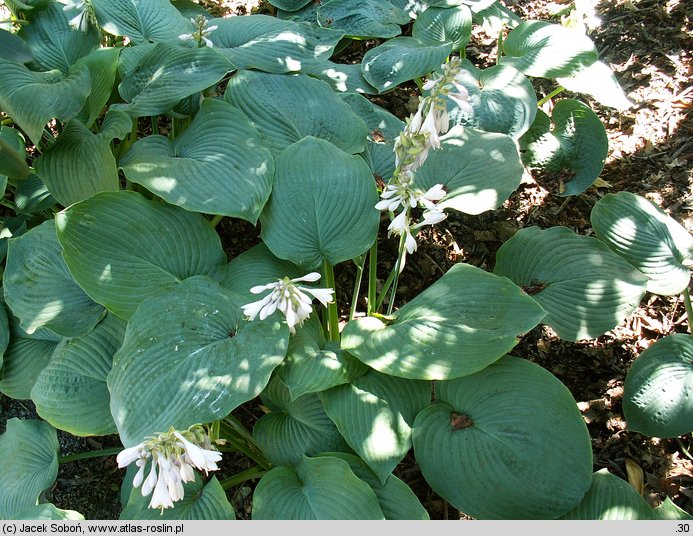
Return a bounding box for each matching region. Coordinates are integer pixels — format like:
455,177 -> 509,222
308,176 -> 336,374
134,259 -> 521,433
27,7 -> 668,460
116,425 -> 222,511
58,0 -> 96,32
242,273 -> 335,334
178,15 -> 218,48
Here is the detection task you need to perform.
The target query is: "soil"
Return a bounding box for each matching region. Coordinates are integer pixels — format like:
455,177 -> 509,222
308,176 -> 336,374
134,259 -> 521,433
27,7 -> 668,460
1,0 -> 691,520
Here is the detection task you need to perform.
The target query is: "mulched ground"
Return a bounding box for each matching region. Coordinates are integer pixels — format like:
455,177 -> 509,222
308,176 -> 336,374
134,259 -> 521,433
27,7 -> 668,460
1,0 -> 691,520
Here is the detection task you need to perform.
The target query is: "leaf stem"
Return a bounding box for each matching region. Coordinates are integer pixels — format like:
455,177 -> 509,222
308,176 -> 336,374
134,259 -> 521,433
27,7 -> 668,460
209,214 -> 224,228
683,286 -> 693,335
386,234 -> 406,315
537,86 -> 566,107
367,240 -> 378,315
349,254 -> 365,321
58,447 -> 123,464
496,26 -> 505,65
323,260 -> 340,342
219,417 -> 271,471
150,116 -> 159,136
220,466 -> 267,491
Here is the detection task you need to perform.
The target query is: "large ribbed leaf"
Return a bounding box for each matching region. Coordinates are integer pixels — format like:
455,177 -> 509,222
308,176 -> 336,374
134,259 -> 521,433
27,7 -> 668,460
277,315 -> 368,400
316,452 -> 429,520
108,276 -> 289,447
0,60 -> 90,146
14,174 -> 55,215
412,126 -> 524,214
19,2 -> 100,74
259,137 -> 379,270
314,0 -> 410,39
55,191 -> 227,320
0,304 -> 8,372
11,504 -> 84,520
342,263 -> 545,380
31,314 -> 126,437
493,226 -> 648,342
446,61 -> 537,139
591,191 -> 693,296
36,110 -> 131,206
209,14 -> 343,73
269,0 -> 312,10
252,456 -> 385,519
0,126 -> 28,180
224,71 -> 368,156
557,61 -> 633,111
519,99 -> 608,196
654,498 -> 693,520
560,469 -> 654,520
412,5 -> 472,51
253,375 -> 349,467
74,47 -> 122,128
500,20 -> 598,78
0,419 -> 59,519
362,37 -> 452,93
121,475 -> 235,520
120,99 -> 273,223
320,369 -> 430,483
4,220 -> 106,338
91,0 -> 189,44
115,43 -> 231,117
0,28 -> 32,63
412,356 -> 593,519
622,334 -> 693,438
471,0 -> 521,34
302,60 -> 379,94
0,319 -> 60,399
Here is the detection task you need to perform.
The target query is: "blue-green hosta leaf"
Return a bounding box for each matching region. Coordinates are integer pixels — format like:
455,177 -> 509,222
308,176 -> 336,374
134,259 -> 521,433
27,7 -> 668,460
494,226 -> 648,342
209,14 -> 344,73
316,452 -> 429,520
14,173 -> 55,214
4,0 -> 50,13
412,5 -> 472,51
19,2 -> 100,75
4,220 -> 106,338
446,61 -> 537,139
362,37 -> 452,93
269,0 -> 313,11
0,28 -> 33,63
0,216 -> 27,265
339,92 -> 403,182
302,60 -> 379,94
412,126 -> 524,214
653,498 -> 693,520
0,419 -> 59,519
260,137 -> 379,270
500,20 -> 598,78
623,334 -> 693,438
115,43 -> 231,117
224,71 -> 368,156
0,60 -> 90,146
91,0 -> 190,44
121,475 -> 235,520
120,99 -> 273,224
557,60 -> 633,111
11,504 -> 85,520
253,375 -> 349,467
591,191 -> 693,296
277,315 -> 368,400
0,318 -> 61,399
55,191 -> 228,320
36,110 -> 131,206
518,99 -> 608,196
412,356 -> 593,519
74,47 -> 122,128
0,304 -> 8,373
252,456 -> 385,519
320,369 -> 430,483
108,276 -> 289,447
471,0 -> 521,34
315,0 -> 410,39
560,469 -> 654,519
171,0 -> 212,20
0,126 -> 29,180
342,263 -> 545,380
31,314 -> 126,437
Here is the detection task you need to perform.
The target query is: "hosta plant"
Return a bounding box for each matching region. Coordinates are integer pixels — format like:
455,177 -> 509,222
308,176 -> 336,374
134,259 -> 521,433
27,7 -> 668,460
0,0 -> 690,521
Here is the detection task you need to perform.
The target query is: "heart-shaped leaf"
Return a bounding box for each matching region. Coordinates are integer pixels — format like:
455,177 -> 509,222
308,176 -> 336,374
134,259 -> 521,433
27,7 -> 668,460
315,0 -> 410,39
252,456 -> 384,519
362,37 -> 452,93
91,0 -> 190,44
253,375 -> 349,467
519,99 -> 608,196
412,356 -> 593,519
4,219 -> 106,338
493,226 -> 648,341
591,191 -> 693,296
0,60 -> 90,146
320,369 -> 430,483
14,173 -> 55,215
56,191 -> 227,320
412,125 -> 524,214
259,136 -> 379,270
31,314 -> 126,437
342,263 -> 545,380
36,110 -> 131,206
446,61 -> 537,139
108,276 -> 289,447
560,469 -> 654,519
557,60 -> 633,111
121,98 -> 273,224
74,47 -> 122,128
269,0 -> 313,10
500,20 -> 598,78
622,334 -> 693,438
302,60 -> 379,94
0,28 -> 33,63
0,126 -> 29,180
11,504 -> 85,520
412,5 -> 472,51
224,71 -> 368,156
0,419 -> 59,519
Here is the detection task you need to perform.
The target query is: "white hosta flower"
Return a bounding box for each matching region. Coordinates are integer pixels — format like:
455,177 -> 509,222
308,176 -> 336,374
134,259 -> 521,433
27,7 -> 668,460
174,432 -> 222,474
58,0 -> 91,32
242,273 -> 335,334
179,16 -> 218,48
